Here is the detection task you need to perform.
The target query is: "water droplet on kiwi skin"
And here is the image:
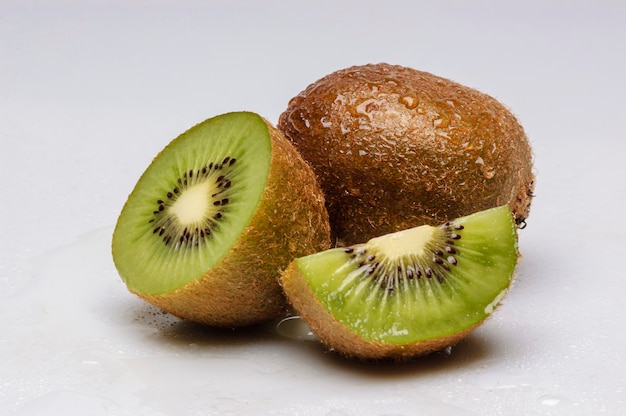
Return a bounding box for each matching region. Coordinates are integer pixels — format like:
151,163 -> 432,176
400,95 -> 419,110
482,165 -> 496,179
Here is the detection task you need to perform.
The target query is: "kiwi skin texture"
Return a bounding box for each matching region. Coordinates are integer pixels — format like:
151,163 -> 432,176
278,63 -> 535,246
127,116 -> 331,327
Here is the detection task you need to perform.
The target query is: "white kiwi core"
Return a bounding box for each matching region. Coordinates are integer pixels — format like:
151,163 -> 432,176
169,182 -> 216,224
367,225 -> 438,260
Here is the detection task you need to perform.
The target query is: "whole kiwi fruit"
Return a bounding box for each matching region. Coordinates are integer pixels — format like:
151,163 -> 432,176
278,63 -> 535,246
112,112 -> 331,327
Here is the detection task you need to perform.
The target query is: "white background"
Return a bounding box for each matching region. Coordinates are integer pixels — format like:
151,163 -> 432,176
1,1 -> 625,415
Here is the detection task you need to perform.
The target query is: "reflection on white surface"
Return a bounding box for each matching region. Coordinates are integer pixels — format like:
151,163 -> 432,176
0,226 -> 615,415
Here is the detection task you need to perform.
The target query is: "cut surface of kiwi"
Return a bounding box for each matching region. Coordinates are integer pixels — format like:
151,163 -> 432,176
278,63 -> 535,246
281,205 -> 518,360
112,112 -> 330,327
114,113 -> 271,295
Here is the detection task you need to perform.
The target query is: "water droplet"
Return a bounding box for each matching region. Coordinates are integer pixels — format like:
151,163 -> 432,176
275,316 -> 317,341
538,394 -> 572,407
400,95 -> 418,109
355,98 -> 380,121
482,165 -> 496,179
541,396 -> 561,406
334,94 -> 346,105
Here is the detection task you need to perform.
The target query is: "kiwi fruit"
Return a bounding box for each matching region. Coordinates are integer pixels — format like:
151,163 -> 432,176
112,112 -> 331,327
280,205 -> 518,361
278,63 -> 535,246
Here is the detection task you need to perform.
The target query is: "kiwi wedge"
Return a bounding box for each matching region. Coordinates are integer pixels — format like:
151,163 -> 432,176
112,112 -> 330,327
280,205 -> 518,360
279,63 -> 535,246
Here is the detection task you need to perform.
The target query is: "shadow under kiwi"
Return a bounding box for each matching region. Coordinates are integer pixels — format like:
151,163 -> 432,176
303,333 -> 493,379
129,301 -> 284,349
124,301 -> 494,376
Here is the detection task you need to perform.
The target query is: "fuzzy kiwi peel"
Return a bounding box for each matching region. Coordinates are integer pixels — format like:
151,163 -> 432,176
279,63 -> 535,246
112,112 -> 331,327
280,205 -> 519,361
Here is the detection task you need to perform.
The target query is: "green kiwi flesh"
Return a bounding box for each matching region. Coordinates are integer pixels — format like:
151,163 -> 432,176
112,112 -> 331,327
281,205 -> 518,360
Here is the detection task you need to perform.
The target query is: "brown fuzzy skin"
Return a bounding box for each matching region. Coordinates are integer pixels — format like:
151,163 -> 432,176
279,63 -> 535,246
137,120 -> 331,327
281,260 -> 478,361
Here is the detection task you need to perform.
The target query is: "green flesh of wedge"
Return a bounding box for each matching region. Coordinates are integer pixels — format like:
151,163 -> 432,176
112,112 -> 272,295
293,205 -> 518,344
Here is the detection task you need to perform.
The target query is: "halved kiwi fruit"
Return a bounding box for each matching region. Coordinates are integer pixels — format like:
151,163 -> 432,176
280,205 -> 518,360
279,63 -> 535,246
112,112 -> 331,327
